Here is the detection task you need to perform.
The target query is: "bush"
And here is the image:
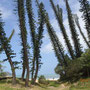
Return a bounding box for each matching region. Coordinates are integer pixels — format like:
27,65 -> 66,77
55,49 -> 90,82
0,72 -> 7,77
38,75 -> 48,84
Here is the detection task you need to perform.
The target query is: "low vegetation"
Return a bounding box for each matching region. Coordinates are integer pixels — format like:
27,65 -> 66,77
0,78 -> 90,90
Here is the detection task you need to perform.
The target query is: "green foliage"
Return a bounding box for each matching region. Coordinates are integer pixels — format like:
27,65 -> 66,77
48,81 -> 60,87
49,0 -> 75,59
0,29 -> 15,53
0,15 -> 15,61
0,13 -> 16,84
65,0 -> 82,58
38,75 -> 48,84
79,0 -> 90,41
55,49 -> 90,82
74,14 -> 90,48
17,0 -> 30,85
26,0 -> 36,47
45,12 -> 67,66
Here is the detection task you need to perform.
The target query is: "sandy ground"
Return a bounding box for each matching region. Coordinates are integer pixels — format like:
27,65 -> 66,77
48,84 -> 70,90
35,78 -> 59,83
29,83 -> 70,90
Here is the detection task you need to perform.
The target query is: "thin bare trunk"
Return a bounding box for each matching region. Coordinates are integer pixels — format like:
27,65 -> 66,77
6,56 -> 16,85
33,59 -> 39,83
31,55 -> 35,84
25,59 -> 29,87
22,64 -> 25,81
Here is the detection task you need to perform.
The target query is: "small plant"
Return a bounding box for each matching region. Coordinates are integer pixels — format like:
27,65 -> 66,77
38,75 -> 48,84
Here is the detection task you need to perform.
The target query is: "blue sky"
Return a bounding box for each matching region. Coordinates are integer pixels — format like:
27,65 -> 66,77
0,0 -> 89,77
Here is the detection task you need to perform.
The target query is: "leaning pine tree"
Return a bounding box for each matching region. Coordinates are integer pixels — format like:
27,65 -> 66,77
49,0 -> 75,59
36,0 -> 65,66
36,0 -> 68,80
45,13 -> 67,67
17,0 -> 30,87
26,0 -> 36,82
45,13 -> 69,79
74,14 -> 90,48
26,0 -> 45,84
33,2 -> 45,83
0,13 -> 16,85
79,0 -> 90,42
65,0 -> 82,58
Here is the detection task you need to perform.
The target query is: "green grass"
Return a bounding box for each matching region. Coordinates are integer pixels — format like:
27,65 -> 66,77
0,79 -> 49,90
0,78 -> 90,90
48,81 -> 60,87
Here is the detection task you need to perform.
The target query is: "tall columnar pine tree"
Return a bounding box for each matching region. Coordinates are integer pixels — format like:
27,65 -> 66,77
33,2 -> 45,83
65,0 -> 82,58
45,13 -> 67,67
49,0 -> 75,59
26,0 -> 36,81
0,13 -> 16,84
17,0 -> 30,87
26,0 -> 45,84
73,14 -> 90,48
79,0 -> 90,42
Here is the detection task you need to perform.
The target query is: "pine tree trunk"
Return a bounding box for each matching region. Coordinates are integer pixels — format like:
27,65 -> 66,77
31,55 -> 35,82
33,59 -> 39,84
25,60 -> 29,87
22,64 -> 25,81
17,0 -> 30,87
7,57 -> 16,85
12,67 -> 16,85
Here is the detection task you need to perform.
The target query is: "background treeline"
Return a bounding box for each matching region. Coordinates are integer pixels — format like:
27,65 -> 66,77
0,0 -> 90,87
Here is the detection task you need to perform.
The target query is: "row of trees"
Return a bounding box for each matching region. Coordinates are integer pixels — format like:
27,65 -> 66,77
0,0 -> 90,87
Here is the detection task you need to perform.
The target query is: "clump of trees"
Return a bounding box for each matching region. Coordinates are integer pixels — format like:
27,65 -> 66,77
15,0 -> 45,86
48,0 -> 90,82
0,0 -> 90,87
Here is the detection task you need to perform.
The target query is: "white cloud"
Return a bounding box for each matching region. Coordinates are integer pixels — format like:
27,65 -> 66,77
0,5 -> 12,19
41,43 -> 53,53
51,19 -> 59,30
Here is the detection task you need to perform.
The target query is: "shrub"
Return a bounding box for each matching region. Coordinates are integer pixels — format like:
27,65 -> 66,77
55,49 -> 90,82
38,75 -> 48,84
